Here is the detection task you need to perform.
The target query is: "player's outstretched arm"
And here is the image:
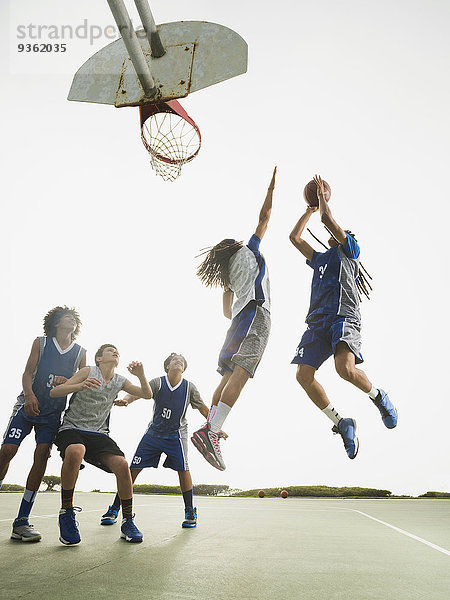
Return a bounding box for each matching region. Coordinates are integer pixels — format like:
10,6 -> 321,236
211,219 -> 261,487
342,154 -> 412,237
114,394 -> 140,407
222,290 -> 234,319
122,362 -> 152,399
50,367 -> 101,397
314,174 -> 347,245
289,206 -> 317,260
22,338 -> 41,416
254,166 -> 277,240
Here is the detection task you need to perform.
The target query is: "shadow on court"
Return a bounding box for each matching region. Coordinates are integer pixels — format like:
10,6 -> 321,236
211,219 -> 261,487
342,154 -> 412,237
0,493 -> 449,600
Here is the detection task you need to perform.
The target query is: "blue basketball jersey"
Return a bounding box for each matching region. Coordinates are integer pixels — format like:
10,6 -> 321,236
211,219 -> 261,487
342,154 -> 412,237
148,376 -> 191,438
306,233 -> 361,323
26,337 -> 85,421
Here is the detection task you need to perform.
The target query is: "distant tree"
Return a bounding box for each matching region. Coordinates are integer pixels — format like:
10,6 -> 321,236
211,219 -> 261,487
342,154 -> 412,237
419,491 -> 450,498
42,475 -> 61,491
0,484 -> 25,492
132,483 -> 232,496
193,484 -> 231,496
133,484 -> 181,495
232,486 -> 392,498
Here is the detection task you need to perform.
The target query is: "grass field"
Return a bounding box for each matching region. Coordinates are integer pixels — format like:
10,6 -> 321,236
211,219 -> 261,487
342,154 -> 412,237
0,493 -> 449,600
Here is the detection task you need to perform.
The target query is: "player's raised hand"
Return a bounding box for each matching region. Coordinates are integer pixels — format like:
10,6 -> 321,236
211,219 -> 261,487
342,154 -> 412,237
79,377 -> 102,391
218,430 -> 228,440
114,397 -> 129,407
268,166 -> 277,190
313,174 -> 326,201
127,361 -> 144,377
24,393 -> 40,417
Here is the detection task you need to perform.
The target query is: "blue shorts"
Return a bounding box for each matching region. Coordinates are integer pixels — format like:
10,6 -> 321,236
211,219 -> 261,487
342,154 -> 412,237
2,406 -> 61,446
291,314 -> 363,370
130,431 -> 188,472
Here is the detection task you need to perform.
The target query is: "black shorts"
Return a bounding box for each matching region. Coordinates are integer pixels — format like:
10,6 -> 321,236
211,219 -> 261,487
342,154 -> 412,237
55,429 -> 125,474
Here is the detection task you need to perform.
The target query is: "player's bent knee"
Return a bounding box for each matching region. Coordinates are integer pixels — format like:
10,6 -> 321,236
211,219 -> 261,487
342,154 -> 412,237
296,366 -> 314,388
34,444 -> 51,461
110,456 -> 130,476
335,363 -> 355,381
0,444 -> 19,462
64,444 -> 85,464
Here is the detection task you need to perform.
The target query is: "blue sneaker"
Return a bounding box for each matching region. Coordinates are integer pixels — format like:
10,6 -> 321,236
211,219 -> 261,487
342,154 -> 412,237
372,389 -> 397,429
120,515 -> 143,543
182,507 -> 197,528
101,505 -> 119,525
59,507 -> 82,545
332,418 -> 359,459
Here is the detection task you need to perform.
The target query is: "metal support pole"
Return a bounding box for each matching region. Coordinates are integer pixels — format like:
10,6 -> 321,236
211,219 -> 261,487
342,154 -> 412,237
107,0 -> 157,97
134,0 -> 165,58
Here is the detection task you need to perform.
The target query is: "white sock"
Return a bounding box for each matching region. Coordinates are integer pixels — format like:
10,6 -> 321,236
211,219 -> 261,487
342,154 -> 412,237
368,385 -> 379,400
322,404 -> 342,426
209,402 -> 231,433
207,405 -> 217,423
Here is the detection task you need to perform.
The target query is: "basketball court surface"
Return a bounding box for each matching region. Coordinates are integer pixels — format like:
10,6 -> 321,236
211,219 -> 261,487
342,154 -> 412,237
0,494 -> 448,599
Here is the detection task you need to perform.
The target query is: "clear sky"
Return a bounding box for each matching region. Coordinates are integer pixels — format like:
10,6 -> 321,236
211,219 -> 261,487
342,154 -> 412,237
1,0 -> 449,496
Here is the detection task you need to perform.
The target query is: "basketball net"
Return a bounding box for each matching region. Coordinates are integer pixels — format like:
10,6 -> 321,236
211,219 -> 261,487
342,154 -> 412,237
140,100 -> 201,181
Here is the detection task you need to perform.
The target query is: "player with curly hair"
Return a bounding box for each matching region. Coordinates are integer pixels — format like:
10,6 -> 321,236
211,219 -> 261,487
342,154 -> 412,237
289,175 -> 397,460
191,167 -> 276,471
0,306 -> 86,542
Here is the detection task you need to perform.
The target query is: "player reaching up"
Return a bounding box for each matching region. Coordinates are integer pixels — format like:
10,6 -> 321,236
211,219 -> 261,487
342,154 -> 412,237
191,167 -> 276,470
0,306 -> 86,542
289,174 -> 397,459
101,353 -> 215,529
50,345 -> 151,545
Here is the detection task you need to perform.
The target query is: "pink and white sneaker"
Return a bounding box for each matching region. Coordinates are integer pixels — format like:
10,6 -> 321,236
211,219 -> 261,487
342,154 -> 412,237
191,423 -> 226,471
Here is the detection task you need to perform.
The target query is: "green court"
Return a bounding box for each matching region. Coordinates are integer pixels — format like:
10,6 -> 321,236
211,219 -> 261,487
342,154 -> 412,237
1,494 -> 448,600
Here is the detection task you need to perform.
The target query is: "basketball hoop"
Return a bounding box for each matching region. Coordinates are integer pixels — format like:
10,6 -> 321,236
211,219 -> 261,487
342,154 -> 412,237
140,100 -> 201,181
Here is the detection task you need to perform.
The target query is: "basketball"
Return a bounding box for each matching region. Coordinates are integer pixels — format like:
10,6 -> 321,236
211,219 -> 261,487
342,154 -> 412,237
281,490 -> 288,499
258,490 -> 265,498
303,179 -> 331,207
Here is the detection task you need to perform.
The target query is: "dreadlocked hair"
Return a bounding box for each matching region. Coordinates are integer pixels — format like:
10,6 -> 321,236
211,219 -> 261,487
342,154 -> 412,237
344,231 -> 373,301
307,228 -> 373,301
196,239 -> 244,289
43,306 -> 81,340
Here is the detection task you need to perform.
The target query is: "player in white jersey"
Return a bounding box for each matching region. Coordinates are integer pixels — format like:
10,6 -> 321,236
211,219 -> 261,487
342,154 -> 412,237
0,306 -> 86,542
50,344 -> 151,545
101,353 -> 212,529
191,167 -> 276,470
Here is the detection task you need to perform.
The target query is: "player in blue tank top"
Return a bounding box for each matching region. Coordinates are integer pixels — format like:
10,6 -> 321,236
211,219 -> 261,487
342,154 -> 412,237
100,353 -> 211,529
289,175 -> 397,460
0,306 -> 86,542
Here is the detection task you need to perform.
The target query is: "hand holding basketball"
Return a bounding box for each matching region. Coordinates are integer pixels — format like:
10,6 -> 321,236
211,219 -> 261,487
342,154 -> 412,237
303,176 -> 331,207
313,174 -> 326,203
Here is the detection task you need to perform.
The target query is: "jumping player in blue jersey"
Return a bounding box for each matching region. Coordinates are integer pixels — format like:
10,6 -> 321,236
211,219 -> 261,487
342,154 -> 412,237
191,167 -> 276,471
0,306 -> 86,542
289,174 -> 397,459
101,353 -> 211,529
51,344 -> 151,545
